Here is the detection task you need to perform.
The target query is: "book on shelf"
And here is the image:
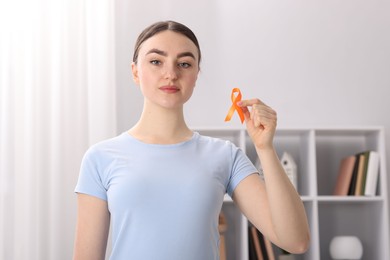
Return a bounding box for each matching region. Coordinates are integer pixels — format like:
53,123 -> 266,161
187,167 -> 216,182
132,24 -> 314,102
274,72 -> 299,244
248,225 -> 276,260
364,151 -> 380,196
218,213 -> 227,260
334,150 -> 380,196
248,226 -> 260,260
354,153 -> 367,196
262,234 -> 276,260
360,151 -> 371,195
333,155 -> 356,195
257,228 -> 269,260
249,226 -> 264,260
347,154 -> 359,195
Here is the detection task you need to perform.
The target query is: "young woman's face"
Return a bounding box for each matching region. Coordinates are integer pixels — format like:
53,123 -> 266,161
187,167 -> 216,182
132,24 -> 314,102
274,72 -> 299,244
132,31 -> 200,109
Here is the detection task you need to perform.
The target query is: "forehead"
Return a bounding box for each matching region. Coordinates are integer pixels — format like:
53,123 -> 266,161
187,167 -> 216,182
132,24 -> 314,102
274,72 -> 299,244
139,31 -> 198,56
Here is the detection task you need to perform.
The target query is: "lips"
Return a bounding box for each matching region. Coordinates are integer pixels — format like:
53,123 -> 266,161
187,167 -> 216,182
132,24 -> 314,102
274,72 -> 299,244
159,85 -> 180,93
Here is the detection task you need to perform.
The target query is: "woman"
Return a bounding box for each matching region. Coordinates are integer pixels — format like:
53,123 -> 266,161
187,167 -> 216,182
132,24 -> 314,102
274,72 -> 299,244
73,20 -> 310,260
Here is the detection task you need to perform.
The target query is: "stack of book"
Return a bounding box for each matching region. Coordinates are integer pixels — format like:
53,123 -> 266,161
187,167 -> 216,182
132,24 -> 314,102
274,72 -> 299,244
219,213 -> 227,260
248,225 -> 276,260
333,150 -> 380,196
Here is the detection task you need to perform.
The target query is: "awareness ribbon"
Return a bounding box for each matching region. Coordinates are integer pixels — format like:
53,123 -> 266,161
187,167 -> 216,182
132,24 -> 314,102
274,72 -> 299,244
224,88 -> 245,124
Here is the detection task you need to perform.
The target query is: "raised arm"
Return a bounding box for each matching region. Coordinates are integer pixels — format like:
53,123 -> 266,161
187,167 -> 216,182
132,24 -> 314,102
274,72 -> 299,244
232,98 -> 310,254
73,194 -> 110,260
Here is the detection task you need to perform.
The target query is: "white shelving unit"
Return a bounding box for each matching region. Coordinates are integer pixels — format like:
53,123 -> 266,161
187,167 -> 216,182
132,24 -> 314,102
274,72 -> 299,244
194,126 -> 389,260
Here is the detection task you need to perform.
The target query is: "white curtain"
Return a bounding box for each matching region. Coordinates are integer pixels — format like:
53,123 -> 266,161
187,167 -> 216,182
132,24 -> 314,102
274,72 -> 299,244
0,0 -> 116,259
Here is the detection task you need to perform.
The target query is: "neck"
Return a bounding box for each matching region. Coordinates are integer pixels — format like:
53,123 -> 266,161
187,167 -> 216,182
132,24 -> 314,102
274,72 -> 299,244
129,103 -> 192,144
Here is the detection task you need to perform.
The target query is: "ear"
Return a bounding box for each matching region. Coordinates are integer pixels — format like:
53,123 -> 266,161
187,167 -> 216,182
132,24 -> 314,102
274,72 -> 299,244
131,62 -> 140,85
193,69 -> 200,88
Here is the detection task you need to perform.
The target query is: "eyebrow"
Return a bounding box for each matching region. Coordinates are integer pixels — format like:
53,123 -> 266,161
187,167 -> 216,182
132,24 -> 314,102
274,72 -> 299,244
146,48 -> 196,60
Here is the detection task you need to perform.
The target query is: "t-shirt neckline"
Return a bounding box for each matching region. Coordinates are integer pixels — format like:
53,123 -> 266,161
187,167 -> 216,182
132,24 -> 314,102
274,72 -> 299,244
123,131 -> 199,148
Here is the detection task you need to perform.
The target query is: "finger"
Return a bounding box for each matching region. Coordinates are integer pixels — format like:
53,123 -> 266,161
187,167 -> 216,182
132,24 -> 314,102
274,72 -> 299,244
252,103 -> 275,116
237,98 -> 263,108
250,105 -> 277,128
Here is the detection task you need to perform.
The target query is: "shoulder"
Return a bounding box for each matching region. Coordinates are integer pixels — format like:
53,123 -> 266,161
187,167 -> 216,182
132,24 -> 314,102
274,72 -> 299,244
83,132 -> 129,161
195,133 -> 242,158
197,133 -> 237,148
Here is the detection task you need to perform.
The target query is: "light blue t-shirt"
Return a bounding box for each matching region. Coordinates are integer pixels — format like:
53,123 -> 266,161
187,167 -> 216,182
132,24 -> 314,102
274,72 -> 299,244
75,132 -> 258,260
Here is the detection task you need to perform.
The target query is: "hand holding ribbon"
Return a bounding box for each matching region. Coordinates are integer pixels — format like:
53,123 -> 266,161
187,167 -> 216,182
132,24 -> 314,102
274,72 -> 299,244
225,88 -> 278,150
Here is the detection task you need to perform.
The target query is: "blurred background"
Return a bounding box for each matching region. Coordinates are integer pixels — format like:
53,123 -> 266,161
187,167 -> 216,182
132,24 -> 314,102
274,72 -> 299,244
1,0 -> 389,259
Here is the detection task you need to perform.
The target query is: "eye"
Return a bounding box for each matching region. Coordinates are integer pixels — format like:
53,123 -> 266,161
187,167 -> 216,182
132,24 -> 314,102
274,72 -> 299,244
178,62 -> 191,68
150,60 -> 161,65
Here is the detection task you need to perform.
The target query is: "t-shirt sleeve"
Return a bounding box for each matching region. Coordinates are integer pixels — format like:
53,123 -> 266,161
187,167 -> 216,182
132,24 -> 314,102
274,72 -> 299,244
226,145 -> 259,197
74,147 -> 108,201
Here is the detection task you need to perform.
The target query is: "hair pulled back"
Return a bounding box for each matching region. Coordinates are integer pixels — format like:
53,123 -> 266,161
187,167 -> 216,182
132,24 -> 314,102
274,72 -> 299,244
132,20 -> 201,65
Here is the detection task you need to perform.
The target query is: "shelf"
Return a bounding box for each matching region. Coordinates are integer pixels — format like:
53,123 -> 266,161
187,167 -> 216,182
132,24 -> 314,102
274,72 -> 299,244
314,129 -> 383,196
245,129 -> 316,197
193,127 -> 389,260
300,196 -> 315,202
318,202 -> 386,260
316,196 -> 384,203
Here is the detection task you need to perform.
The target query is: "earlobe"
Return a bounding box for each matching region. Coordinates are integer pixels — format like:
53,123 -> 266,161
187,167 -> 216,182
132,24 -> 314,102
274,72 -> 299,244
131,62 -> 140,85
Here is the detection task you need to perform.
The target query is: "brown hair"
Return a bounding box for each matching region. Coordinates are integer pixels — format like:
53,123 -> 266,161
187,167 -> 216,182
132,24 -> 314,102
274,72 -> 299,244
132,20 -> 201,65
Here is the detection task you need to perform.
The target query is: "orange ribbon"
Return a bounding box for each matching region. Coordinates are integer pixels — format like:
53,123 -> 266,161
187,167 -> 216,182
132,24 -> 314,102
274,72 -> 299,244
224,88 -> 245,124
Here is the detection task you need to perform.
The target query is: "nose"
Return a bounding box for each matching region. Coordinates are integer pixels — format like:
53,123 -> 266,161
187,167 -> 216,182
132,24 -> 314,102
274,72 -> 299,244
164,63 -> 179,80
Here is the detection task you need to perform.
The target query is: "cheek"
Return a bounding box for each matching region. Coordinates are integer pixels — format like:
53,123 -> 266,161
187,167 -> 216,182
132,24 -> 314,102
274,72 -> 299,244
188,73 -> 199,87
138,68 -> 157,85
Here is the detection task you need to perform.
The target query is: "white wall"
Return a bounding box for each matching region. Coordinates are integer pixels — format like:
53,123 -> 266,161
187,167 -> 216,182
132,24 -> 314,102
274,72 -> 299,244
115,0 -> 390,226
